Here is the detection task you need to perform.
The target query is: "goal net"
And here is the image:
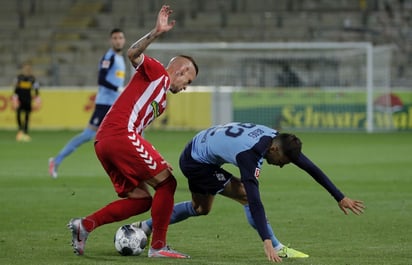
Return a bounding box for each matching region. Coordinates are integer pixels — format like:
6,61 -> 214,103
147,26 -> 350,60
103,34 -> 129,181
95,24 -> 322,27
146,42 -> 394,132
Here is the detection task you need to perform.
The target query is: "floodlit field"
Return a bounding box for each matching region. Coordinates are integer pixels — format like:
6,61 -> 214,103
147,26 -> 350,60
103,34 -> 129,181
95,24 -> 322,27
0,129 -> 411,265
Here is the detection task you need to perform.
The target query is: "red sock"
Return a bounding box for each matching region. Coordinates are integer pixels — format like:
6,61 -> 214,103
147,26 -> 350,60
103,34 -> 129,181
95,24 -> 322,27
150,176 -> 177,249
82,197 -> 152,232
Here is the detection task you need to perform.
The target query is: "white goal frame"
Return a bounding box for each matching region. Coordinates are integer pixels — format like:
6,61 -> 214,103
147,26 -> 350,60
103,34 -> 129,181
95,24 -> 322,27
148,42 -> 392,132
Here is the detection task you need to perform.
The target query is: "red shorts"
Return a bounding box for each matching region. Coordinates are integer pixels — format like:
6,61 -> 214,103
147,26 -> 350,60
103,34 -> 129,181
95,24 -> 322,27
94,132 -> 169,197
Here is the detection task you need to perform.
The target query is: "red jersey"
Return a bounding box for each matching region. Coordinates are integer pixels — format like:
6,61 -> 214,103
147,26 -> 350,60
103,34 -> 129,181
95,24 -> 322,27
96,55 -> 169,140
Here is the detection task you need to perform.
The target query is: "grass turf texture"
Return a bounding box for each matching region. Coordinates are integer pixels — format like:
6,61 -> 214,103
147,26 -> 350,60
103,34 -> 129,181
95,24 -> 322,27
0,129 -> 411,265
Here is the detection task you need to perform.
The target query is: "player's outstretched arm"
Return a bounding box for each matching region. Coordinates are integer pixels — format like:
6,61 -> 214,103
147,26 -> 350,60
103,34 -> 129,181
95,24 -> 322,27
338,197 -> 365,215
127,5 -> 176,66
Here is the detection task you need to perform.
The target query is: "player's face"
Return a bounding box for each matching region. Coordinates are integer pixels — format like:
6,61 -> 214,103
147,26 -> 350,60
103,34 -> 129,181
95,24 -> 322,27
265,145 -> 291,168
111,32 -> 126,52
21,64 -> 32,75
169,61 -> 197,94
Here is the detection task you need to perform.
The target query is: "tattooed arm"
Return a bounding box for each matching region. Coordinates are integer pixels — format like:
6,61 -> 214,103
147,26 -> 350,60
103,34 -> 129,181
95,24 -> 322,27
127,5 -> 176,67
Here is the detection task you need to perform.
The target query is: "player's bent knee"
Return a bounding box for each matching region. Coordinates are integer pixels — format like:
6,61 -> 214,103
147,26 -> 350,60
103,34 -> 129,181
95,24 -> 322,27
147,169 -> 174,188
193,205 -> 211,216
127,185 -> 152,199
154,175 -> 177,191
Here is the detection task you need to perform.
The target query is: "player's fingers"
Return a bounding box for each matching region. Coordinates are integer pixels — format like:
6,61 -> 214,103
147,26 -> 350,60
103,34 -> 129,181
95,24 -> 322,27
354,204 -> 365,214
350,207 -> 361,215
356,200 -> 365,209
353,201 -> 365,213
267,254 -> 281,262
349,204 -> 362,215
169,20 -> 176,27
340,205 -> 348,215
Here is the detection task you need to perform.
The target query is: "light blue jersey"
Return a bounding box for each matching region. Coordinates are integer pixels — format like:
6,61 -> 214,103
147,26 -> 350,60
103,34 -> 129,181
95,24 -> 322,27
191,122 -> 277,167
95,48 -> 126,105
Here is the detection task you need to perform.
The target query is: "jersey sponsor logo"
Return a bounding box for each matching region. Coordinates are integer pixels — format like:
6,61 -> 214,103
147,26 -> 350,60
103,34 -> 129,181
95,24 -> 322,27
101,60 -> 111,69
17,81 -> 33,89
115,70 -> 125,78
151,101 -> 160,118
254,167 -> 260,179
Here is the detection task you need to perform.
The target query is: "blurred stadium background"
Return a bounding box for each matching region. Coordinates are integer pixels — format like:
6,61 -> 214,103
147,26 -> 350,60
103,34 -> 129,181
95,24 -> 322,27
1,0 -> 411,132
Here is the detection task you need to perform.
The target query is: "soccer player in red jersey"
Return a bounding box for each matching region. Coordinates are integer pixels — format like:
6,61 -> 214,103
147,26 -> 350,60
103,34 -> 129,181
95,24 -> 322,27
67,5 -> 198,258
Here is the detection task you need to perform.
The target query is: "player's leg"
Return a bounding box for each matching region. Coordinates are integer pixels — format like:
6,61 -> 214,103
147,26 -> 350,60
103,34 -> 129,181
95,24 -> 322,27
84,181 -> 152,230
16,106 -> 22,129
90,136 -> 155,229
139,192 -> 214,234
68,136 -> 153,255
15,106 -> 24,141
220,177 -> 283,249
16,102 -> 31,141
54,127 -> 96,166
121,132 -> 189,258
144,169 -> 176,248
23,109 -> 29,134
22,108 -> 31,141
138,148 -> 222,232
48,127 -> 96,178
50,105 -> 110,177
68,187 -> 152,255
143,169 -> 190,258
68,193 -> 152,255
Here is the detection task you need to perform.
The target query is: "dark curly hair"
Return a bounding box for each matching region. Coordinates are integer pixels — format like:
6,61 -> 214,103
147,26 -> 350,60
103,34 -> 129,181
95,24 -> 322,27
275,133 -> 302,162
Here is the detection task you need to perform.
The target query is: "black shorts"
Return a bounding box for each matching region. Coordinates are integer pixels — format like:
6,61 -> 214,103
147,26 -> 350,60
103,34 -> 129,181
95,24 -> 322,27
18,101 -> 32,112
88,104 -> 111,127
179,142 -> 233,195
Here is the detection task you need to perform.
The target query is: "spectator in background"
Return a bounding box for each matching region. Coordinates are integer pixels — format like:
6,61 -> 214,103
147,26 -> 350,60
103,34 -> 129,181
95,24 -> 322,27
277,64 -> 302,87
48,28 -> 126,178
12,61 -> 40,142
384,1 -> 394,19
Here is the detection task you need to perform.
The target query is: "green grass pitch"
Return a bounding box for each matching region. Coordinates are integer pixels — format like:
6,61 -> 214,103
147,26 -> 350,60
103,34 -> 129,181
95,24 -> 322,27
0,129 -> 411,265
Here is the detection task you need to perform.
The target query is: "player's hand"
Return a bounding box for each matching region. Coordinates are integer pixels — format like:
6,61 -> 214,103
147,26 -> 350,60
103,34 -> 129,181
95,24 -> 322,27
33,96 -> 42,110
263,239 -> 282,262
155,5 -> 175,34
11,95 -> 19,110
338,197 -> 365,215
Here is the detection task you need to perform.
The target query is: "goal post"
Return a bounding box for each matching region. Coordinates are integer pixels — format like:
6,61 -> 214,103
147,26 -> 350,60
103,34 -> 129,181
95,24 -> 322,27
146,42 -> 394,132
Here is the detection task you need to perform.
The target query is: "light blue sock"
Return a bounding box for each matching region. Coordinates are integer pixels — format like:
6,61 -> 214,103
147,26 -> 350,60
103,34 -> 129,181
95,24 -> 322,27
146,201 -> 197,229
243,204 -> 282,249
54,127 -> 96,166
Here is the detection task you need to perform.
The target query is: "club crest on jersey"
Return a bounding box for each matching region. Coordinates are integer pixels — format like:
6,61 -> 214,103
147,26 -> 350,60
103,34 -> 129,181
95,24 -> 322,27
254,168 -> 261,179
101,60 -> 111,69
151,101 -> 160,118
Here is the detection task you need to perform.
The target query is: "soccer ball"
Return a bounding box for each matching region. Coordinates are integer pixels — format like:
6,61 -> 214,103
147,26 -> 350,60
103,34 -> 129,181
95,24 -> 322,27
114,224 -> 148,256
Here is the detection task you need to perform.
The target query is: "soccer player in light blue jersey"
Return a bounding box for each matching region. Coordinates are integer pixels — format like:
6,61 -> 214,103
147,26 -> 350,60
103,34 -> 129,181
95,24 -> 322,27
48,29 -> 126,178
136,122 -> 365,262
